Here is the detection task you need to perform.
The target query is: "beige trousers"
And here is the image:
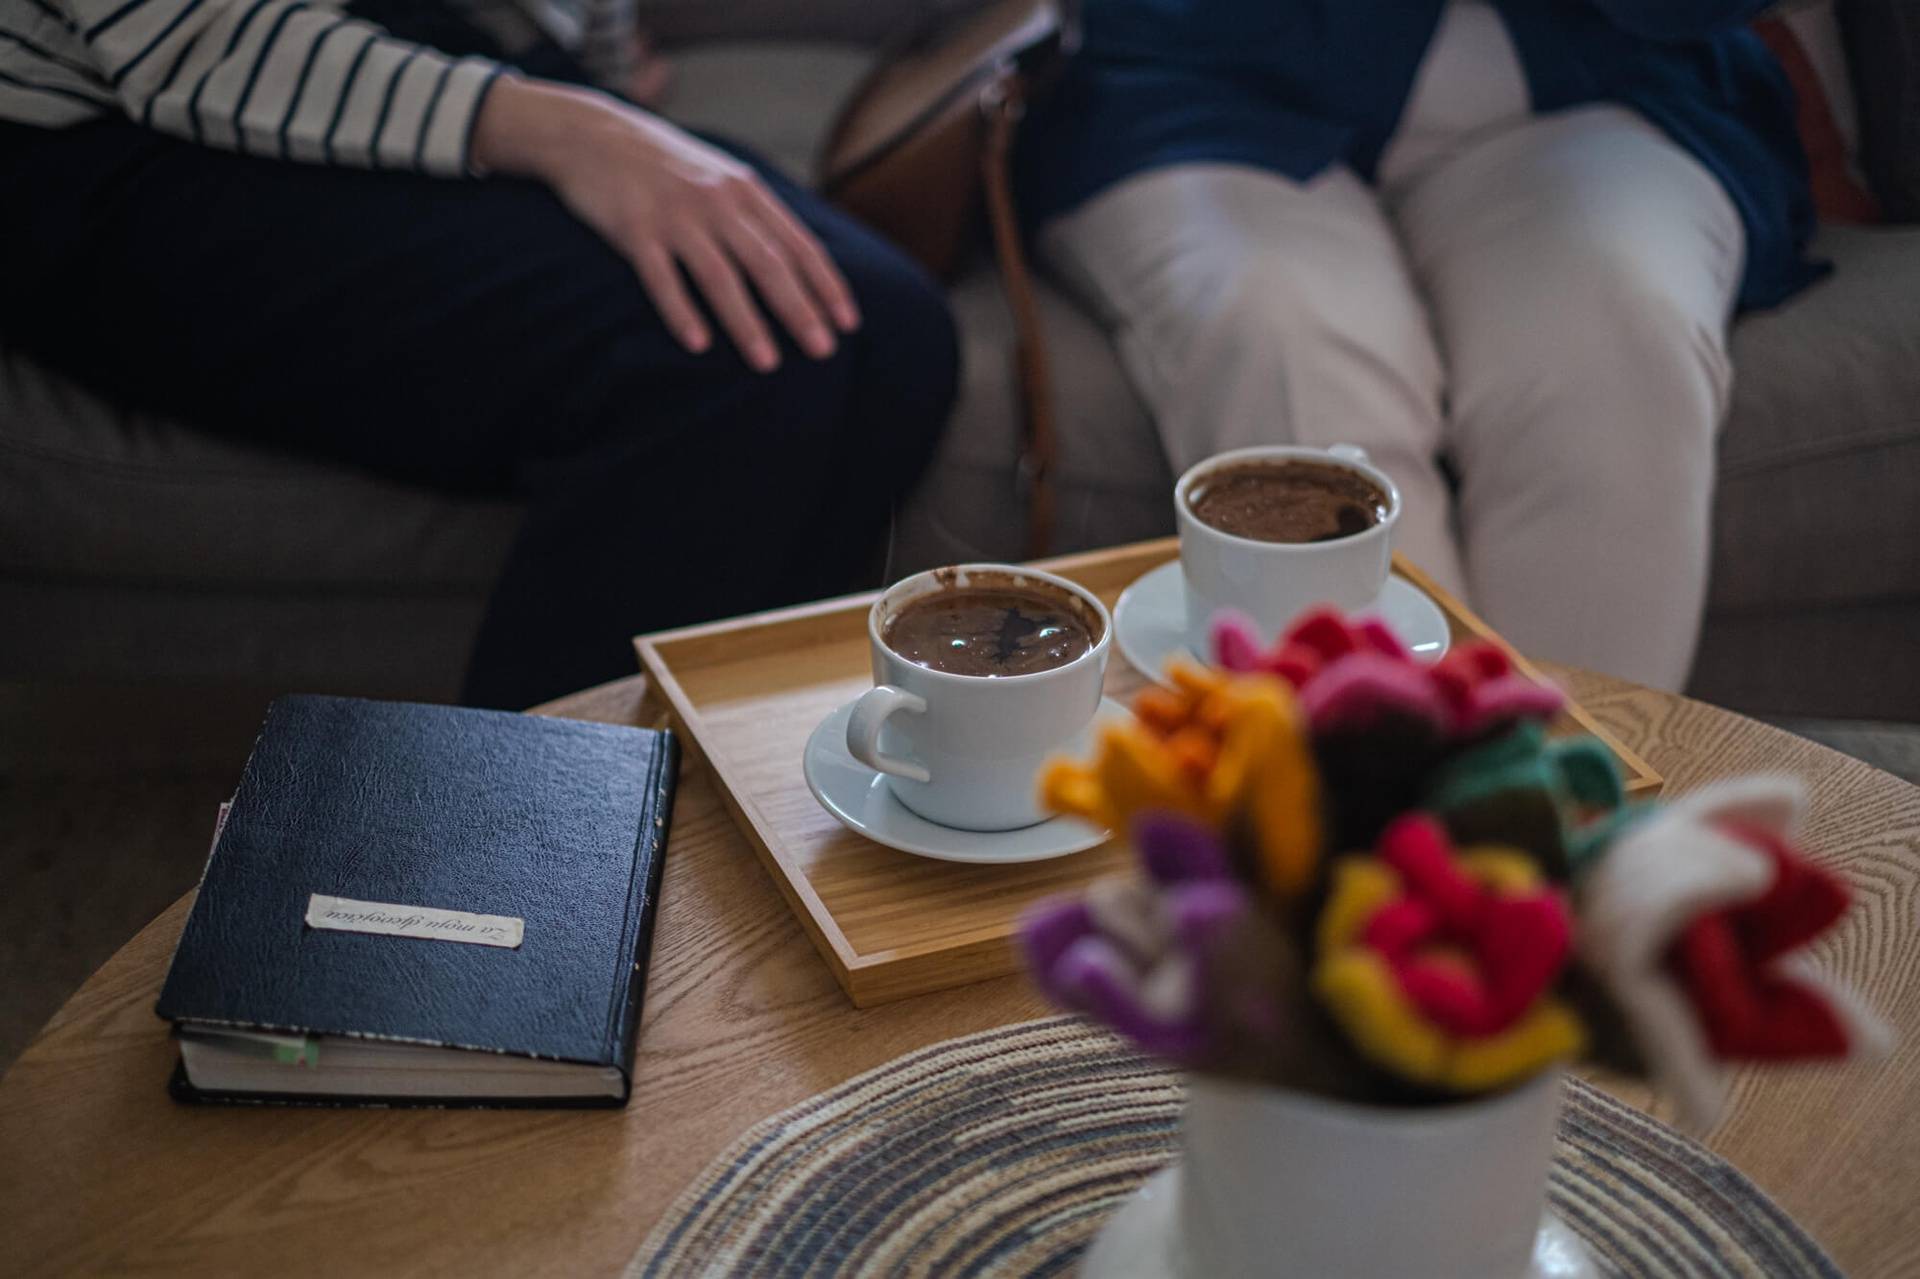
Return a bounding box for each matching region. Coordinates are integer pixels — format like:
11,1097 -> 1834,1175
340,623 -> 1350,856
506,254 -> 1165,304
1040,106 -> 1746,690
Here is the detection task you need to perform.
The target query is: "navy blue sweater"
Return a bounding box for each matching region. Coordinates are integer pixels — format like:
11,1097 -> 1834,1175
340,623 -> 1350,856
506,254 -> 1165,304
1018,0 -> 1820,309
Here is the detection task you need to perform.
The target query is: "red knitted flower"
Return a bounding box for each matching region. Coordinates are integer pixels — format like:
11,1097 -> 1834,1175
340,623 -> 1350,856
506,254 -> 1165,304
1313,814 -> 1584,1091
1355,814 -> 1574,1036
1578,777 -> 1894,1130
1671,821 -> 1855,1059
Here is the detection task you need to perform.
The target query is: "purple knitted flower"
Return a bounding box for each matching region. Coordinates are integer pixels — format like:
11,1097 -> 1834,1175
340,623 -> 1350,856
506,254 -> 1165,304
1020,814 -> 1287,1065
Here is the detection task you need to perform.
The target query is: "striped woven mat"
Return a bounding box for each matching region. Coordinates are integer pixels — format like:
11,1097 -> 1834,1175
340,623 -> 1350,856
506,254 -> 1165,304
628,1016 -> 1835,1278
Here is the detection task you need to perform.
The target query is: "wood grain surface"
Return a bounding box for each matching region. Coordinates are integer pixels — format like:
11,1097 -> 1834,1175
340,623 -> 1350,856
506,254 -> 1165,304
2,668 -> 1915,1278
635,538 -> 1660,1005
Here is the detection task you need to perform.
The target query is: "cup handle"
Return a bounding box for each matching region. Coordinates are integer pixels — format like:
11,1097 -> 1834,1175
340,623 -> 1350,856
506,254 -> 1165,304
1328,444 -> 1371,465
846,685 -> 932,783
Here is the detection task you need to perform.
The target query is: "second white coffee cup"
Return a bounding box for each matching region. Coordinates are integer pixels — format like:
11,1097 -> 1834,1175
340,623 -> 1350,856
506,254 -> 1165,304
1176,444 -> 1402,654
846,564 -> 1112,832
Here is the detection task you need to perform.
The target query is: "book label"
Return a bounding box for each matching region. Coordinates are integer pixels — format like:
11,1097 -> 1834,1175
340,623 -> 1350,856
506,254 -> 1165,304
305,894 -> 524,949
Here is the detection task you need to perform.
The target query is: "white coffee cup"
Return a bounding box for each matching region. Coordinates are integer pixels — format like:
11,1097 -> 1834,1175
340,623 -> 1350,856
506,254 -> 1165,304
846,564 -> 1112,832
1176,444 -> 1401,655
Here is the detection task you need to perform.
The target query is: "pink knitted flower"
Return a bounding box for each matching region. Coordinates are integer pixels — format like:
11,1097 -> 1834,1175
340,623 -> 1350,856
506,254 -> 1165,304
1212,608 -> 1562,743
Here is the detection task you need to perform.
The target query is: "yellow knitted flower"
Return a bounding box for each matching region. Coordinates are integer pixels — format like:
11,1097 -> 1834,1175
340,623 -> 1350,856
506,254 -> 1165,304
1041,661 -> 1323,896
1311,816 -> 1586,1092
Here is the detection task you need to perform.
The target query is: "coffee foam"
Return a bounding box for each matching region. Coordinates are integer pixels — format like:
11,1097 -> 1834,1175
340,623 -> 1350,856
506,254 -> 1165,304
1186,459 -> 1389,545
907,567 -> 1107,646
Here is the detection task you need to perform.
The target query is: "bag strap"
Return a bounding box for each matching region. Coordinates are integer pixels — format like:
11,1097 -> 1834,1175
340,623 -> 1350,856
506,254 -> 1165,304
979,74 -> 1057,558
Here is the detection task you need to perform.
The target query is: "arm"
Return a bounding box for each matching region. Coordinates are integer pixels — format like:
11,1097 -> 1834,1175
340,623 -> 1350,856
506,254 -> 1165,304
67,0 -> 500,175
1585,0 -> 1774,42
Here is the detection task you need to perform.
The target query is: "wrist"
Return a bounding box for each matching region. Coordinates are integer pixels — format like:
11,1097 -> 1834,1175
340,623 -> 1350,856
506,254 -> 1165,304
470,75 -> 617,183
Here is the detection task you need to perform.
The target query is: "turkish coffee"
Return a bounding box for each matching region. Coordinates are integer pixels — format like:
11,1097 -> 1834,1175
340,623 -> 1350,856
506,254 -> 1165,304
1187,459 -> 1390,544
883,578 -> 1096,677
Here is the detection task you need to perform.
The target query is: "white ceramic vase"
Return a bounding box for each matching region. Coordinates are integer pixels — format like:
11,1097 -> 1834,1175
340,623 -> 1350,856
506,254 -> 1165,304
1081,1070 -> 1598,1279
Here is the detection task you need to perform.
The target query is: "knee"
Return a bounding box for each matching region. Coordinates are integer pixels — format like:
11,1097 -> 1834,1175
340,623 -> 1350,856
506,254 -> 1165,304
1451,260 -> 1731,488
1569,233 -> 1730,394
1466,228 -> 1732,433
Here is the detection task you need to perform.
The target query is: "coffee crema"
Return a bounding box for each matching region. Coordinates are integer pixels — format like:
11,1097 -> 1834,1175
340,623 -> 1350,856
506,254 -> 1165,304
883,584 -> 1094,677
1186,460 -> 1390,544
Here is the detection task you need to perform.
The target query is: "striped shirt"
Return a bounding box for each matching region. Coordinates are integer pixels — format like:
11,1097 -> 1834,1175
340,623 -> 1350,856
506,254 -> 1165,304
0,0 -> 634,177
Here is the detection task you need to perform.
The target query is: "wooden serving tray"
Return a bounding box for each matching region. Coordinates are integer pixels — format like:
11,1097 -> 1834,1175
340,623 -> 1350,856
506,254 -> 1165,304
634,539 -> 1659,1007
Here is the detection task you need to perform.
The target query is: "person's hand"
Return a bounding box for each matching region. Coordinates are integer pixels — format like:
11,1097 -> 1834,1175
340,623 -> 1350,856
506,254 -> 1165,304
472,76 -> 860,372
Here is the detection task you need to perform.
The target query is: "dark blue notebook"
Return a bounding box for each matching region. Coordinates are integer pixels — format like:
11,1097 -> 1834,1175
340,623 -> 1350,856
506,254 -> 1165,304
156,695 -> 678,1108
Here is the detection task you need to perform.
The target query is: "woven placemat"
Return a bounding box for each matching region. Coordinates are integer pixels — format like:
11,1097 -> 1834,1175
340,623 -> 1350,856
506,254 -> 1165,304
629,1016 -> 1836,1278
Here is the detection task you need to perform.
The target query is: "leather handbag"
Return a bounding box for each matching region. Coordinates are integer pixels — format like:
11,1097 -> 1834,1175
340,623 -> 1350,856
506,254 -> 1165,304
820,0 -> 1078,556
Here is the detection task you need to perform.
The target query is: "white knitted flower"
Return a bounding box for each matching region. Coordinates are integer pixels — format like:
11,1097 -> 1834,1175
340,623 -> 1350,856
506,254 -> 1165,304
1577,778 -> 1794,1131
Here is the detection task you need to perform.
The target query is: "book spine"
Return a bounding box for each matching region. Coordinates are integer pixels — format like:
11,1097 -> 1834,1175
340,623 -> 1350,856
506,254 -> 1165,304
605,732 -> 681,1095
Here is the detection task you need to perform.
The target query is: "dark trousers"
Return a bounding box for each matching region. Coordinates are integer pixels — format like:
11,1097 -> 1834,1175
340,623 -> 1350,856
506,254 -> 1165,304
0,16 -> 958,708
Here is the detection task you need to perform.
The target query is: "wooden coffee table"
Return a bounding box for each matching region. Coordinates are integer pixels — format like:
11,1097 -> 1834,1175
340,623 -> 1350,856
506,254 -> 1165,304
2,670 -> 1917,1277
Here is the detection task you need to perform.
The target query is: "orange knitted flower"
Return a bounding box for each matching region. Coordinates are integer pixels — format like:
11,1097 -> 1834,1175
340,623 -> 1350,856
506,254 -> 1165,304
1042,661 -> 1323,896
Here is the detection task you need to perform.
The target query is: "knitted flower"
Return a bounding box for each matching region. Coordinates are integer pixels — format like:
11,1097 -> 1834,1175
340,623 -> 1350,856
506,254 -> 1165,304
1426,642 -> 1567,740
1213,609 -> 1563,741
1214,608 -> 1410,688
1213,609 -> 1573,852
1578,777 -> 1891,1129
1312,813 -> 1585,1092
1020,815 -> 1293,1069
1040,662 -> 1323,897
1423,721 -> 1627,881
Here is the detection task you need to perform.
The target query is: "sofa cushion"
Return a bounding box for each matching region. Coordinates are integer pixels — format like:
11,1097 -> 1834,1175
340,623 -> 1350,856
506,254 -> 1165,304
891,262 -> 1170,568
1711,225 -> 1920,614
943,263 -> 1165,490
1689,602 -> 1920,719
656,42 -> 876,182
0,348 -> 521,592
0,579 -> 484,695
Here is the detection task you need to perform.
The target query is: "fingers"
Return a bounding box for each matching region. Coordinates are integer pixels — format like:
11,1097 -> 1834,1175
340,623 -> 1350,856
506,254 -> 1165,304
671,227 -> 781,372
745,183 -> 861,332
714,212 -> 837,361
633,241 -> 710,356
624,170 -> 860,371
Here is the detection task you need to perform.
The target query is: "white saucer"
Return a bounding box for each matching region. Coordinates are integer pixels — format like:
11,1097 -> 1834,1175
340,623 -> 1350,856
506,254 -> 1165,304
1113,560 -> 1451,687
802,697 -> 1125,864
